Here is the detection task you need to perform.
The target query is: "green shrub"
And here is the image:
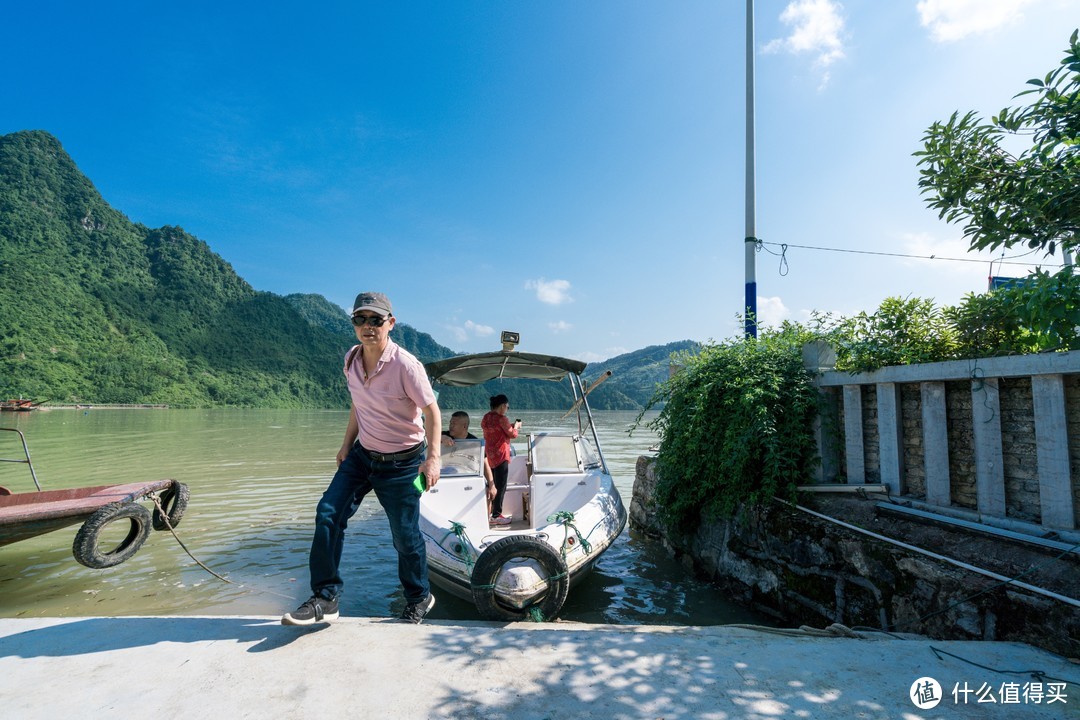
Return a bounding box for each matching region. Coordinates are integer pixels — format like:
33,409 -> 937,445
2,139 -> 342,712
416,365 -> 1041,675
639,327 -> 820,536
1007,268 -> 1080,351
947,289 -> 1037,357
833,296 -> 958,372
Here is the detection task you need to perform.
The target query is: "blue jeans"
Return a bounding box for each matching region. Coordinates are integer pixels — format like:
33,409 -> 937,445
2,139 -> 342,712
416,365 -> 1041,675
308,443 -> 429,604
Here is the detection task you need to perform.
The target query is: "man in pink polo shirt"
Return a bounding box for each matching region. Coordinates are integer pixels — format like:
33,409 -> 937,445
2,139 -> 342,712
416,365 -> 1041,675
283,291 -> 442,626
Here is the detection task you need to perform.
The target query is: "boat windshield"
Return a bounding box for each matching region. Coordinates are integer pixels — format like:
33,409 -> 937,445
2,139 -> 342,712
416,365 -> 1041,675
579,436 -> 602,470
530,433 -> 583,473
440,438 -> 483,477
529,433 -> 602,473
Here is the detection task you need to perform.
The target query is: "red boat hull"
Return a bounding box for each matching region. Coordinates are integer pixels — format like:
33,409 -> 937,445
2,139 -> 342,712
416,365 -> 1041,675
0,480 -> 175,546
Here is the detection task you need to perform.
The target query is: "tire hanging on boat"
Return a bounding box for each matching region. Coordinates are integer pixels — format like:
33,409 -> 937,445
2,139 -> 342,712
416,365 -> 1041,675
152,481 -> 190,531
72,502 -> 153,569
470,535 -> 569,621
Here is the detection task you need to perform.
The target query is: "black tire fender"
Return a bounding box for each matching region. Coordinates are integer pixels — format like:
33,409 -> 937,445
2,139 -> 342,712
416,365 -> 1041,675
152,481 -> 190,531
470,535 -> 569,621
72,502 -> 153,569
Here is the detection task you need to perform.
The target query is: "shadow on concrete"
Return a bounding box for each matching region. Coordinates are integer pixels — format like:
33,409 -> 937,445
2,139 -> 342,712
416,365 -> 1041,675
413,624 -> 890,720
0,616 -> 319,657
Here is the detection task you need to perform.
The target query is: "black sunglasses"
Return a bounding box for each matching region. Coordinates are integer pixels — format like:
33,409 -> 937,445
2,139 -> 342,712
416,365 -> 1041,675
352,315 -> 390,327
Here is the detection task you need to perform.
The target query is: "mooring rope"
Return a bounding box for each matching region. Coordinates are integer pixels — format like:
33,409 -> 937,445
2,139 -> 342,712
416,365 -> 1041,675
149,492 -> 295,601
439,521 -> 478,573
547,510 -> 593,558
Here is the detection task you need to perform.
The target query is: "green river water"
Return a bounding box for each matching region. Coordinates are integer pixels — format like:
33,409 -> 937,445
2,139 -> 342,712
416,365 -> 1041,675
0,408 -> 772,626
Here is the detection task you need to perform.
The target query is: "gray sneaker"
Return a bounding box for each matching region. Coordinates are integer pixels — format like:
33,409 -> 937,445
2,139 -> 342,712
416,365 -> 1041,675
399,593 -> 435,624
282,596 -> 339,626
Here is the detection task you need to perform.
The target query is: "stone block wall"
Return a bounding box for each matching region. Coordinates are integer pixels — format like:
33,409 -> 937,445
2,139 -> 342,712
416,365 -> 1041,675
999,377 -> 1040,521
631,456 -> 1080,658
899,383 -> 924,497
945,380 -> 976,508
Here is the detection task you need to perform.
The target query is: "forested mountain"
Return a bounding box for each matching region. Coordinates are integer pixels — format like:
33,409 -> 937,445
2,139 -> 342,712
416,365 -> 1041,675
0,131 -> 693,409
584,340 -> 700,408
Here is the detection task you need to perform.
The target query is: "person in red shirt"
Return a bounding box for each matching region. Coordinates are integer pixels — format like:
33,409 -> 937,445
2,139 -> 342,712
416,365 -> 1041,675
481,394 -> 520,526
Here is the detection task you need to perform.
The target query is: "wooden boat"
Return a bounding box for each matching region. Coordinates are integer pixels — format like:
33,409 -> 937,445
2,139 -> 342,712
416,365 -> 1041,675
0,428 -> 188,568
0,399 -> 43,412
420,334 -> 626,621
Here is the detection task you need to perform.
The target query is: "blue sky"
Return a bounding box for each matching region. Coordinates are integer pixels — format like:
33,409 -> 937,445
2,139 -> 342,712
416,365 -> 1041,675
3,1 -> 1077,361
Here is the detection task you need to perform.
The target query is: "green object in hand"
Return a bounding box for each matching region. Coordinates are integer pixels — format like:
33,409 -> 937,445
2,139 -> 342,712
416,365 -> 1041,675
413,473 -> 426,494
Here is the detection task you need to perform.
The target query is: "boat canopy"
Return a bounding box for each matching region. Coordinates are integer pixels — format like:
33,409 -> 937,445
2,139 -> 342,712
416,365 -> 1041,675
425,351 -> 587,387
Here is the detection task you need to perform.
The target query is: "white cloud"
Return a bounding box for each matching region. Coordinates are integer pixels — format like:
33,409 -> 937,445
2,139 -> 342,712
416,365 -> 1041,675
756,296 -> 791,327
763,0 -> 847,70
548,320 -> 573,333
525,278 -> 573,305
916,0 -> 1040,42
900,231 -> 974,264
573,347 -> 629,364
465,320 -> 495,336
444,319 -> 494,345
894,231 -> 1011,298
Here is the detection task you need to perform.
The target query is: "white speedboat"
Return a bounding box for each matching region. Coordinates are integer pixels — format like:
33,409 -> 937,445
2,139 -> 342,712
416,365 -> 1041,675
420,336 -> 627,621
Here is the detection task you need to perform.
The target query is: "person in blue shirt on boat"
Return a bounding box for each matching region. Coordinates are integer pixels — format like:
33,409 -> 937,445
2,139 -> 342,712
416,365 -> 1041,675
282,291 -> 442,626
481,394 -> 520,527
441,410 -> 496,503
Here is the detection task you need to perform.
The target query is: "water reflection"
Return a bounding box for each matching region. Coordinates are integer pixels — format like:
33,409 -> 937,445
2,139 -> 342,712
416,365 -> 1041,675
0,409 -> 772,626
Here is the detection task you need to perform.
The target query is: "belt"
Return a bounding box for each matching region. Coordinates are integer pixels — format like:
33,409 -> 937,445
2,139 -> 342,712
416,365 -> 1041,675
361,441 -> 426,463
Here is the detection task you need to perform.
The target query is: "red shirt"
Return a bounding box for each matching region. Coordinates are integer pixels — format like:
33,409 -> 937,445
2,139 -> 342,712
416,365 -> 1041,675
481,411 -> 518,466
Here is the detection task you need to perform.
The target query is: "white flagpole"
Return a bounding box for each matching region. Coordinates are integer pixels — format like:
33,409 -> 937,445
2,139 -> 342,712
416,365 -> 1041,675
744,0 -> 758,338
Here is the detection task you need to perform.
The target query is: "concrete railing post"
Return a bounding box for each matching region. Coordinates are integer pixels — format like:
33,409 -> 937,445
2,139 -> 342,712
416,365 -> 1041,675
921,382 -> 950,507
877,383 -> 904,496
842,385 -> 865,484
1032,374 -> 1075,530
971,377 -> 1006,517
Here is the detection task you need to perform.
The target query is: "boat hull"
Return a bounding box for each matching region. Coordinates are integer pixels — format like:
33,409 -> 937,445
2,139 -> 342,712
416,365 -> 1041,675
0,480 -> 177,546
421,468 -> 626,619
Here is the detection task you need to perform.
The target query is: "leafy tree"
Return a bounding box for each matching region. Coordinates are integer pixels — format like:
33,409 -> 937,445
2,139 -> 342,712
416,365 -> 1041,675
915,31 -> 1080,350
915,30 -> 1080,257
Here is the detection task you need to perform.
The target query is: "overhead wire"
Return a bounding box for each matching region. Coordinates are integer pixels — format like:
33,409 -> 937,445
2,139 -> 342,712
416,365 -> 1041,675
754,239 -> 1064,272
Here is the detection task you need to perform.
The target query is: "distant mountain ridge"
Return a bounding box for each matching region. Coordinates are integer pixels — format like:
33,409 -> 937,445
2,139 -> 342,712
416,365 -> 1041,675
0,130 -> 693,408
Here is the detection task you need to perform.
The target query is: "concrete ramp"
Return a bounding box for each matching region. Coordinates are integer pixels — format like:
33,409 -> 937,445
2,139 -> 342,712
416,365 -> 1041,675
0,617 -> 1076,718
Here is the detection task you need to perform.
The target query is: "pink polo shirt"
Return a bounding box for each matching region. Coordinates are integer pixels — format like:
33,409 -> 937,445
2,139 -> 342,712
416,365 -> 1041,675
344,339 -> 437,454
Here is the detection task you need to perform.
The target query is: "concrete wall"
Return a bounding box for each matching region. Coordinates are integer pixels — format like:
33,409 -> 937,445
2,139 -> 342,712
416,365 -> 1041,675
820,351 -> 1080,530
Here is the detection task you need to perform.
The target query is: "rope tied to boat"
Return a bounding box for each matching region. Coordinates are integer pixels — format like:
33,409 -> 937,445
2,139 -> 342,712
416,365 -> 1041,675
148,492 -> 294,601
149,493 -> 234,585
547,510 -> 592,557
439,521 -> 477,573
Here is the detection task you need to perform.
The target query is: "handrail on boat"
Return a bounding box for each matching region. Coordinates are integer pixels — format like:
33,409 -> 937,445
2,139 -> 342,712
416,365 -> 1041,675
0,428 -> 42,491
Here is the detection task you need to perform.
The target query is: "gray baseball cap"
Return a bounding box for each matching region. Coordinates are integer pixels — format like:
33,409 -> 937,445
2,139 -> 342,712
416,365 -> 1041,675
352,292 -> 392,317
